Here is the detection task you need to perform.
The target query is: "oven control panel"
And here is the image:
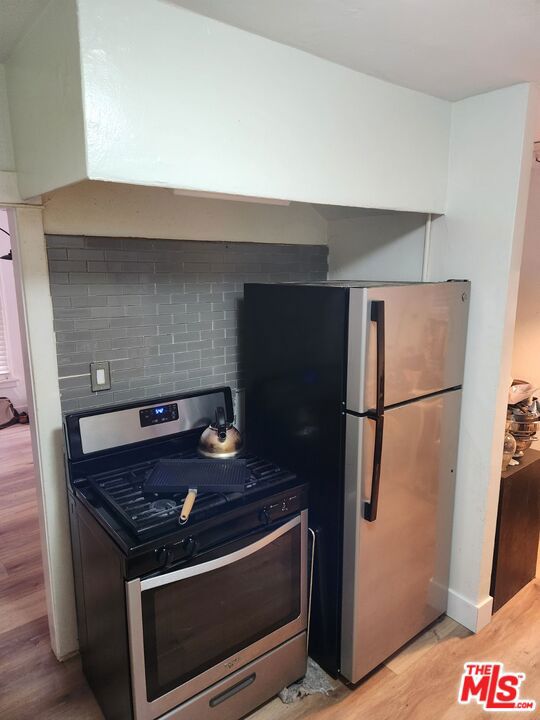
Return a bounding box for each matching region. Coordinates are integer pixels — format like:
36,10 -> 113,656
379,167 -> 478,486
261,493 -> 301,523
139,403 -> 179,428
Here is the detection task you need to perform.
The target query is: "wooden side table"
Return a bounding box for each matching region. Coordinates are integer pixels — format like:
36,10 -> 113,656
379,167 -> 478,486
491,449 -> 540,612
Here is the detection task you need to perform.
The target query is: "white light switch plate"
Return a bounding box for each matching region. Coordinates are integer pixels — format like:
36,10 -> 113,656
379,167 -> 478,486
90,361 -> 111,392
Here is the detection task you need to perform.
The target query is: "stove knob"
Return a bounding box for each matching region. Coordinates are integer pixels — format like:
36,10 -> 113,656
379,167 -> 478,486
156,546 -> 171,566
182,536 -> 197,556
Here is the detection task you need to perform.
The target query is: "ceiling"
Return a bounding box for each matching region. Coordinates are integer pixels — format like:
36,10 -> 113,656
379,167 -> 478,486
0,0 -> 49,63
172,0 -> 540,101
1,0 -> 539,100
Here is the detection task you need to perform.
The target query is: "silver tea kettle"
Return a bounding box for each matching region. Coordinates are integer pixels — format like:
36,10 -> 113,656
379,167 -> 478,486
198,406 -> 243,459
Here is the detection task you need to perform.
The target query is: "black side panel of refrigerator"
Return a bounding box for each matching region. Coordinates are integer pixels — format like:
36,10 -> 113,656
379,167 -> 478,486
243,284 -> 349,676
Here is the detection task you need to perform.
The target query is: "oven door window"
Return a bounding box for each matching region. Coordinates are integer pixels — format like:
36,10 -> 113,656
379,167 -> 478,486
141,521 -> 301,701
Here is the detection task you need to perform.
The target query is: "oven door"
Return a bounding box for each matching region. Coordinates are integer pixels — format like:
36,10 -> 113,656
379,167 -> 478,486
126,510 -> 308,720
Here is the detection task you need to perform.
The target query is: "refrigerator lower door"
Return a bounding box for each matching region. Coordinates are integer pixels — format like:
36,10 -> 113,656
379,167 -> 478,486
347,282 -> 470,414
341,389 -> 461,683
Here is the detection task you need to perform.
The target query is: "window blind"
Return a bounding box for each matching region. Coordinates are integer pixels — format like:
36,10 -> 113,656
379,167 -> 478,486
0,286 -> 9,377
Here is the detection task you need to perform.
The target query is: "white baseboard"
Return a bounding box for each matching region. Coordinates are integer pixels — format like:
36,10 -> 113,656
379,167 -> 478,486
447,589 -> 493,632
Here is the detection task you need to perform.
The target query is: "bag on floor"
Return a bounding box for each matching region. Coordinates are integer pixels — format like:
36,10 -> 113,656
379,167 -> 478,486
0,397 -> 19,429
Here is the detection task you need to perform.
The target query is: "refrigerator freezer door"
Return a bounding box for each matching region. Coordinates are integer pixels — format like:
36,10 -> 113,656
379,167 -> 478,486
341,389 -> 461,683
347,282 -> 469,414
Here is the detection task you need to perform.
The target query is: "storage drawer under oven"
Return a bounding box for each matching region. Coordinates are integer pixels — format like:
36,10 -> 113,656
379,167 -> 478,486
126,510 -> 308,720
161,632 -> 307,720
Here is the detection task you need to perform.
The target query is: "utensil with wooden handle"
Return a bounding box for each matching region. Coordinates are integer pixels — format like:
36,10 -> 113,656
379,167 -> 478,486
180,488 -> 198,524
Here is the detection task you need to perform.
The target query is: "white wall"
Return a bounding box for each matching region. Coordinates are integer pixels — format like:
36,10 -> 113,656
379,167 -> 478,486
9,206 -> 77,660
7,0 -> 451,210
513,163 -> 540,384
0,209 -> 27,409
6,0 -> 86,199
0,63 -> 22,205
0,65 -> 14,173
428,83 -> 538,630
42,180 -> 327,245
77,0 -> 450,212
327,212 -> 427,281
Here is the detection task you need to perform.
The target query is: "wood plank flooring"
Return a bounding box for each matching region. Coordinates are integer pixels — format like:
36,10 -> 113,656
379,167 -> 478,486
0,424 -> 102,720
1,423 -> 539,720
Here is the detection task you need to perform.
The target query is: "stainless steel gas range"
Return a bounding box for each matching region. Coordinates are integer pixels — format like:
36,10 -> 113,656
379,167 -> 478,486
65,387 -> 308,720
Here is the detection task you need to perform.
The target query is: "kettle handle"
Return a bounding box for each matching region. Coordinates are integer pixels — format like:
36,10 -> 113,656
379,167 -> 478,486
215,406 -> 228,442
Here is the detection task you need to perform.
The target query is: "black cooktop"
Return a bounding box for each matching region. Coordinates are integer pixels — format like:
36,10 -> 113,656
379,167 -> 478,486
88,450 -> 296,540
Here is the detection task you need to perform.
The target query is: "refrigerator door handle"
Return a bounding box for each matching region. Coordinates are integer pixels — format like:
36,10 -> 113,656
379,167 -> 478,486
370,300 -> 386,417
364,300 -> 385,522
364,414 -> 384,522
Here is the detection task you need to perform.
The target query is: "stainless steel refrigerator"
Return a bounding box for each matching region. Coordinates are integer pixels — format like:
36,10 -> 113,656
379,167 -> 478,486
244,280 -> 470,683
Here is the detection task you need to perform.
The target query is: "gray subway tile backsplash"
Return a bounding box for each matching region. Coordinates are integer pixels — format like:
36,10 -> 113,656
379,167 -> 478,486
47,235 -> 328,413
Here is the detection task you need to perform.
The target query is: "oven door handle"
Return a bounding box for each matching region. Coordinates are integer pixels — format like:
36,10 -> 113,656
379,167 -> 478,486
139,512 -> 304,591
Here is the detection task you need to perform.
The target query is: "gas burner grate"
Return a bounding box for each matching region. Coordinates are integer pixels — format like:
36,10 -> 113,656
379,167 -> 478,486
87,452 -> 296,539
